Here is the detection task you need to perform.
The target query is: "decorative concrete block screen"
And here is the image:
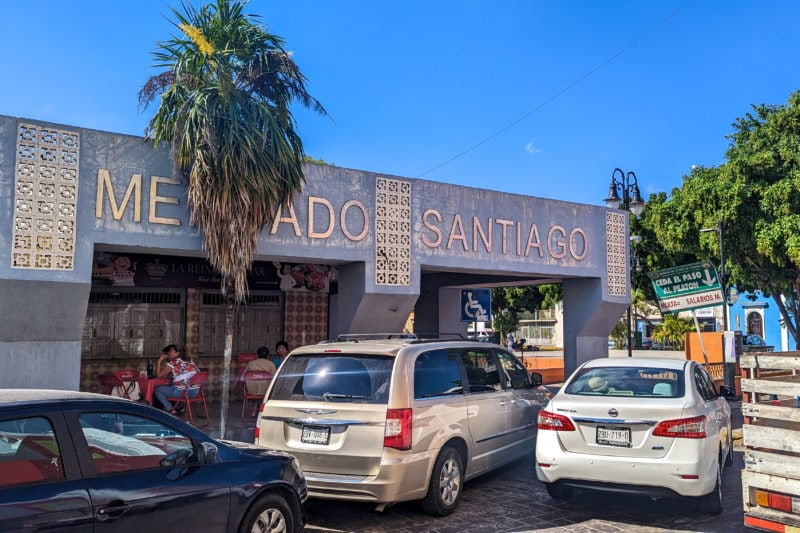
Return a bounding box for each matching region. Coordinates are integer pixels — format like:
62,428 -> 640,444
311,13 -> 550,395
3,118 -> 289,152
605,211 -> 627,297
375,177 -> 411,286
12,123 -> 80,270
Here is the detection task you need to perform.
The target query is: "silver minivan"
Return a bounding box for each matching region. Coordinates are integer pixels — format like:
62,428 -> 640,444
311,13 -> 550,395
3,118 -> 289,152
254,335 -> 548,515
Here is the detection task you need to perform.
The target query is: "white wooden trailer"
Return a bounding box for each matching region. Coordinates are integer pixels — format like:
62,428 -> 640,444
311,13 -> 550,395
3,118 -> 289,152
740,351 -> 800,532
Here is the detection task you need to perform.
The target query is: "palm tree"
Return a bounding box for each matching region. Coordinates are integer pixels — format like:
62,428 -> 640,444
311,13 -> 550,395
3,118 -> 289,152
139,0 -> 326,437
652,314 -> 693,350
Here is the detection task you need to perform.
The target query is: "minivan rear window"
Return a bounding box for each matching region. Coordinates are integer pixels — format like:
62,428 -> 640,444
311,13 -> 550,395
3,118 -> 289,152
269,354 -> 393,404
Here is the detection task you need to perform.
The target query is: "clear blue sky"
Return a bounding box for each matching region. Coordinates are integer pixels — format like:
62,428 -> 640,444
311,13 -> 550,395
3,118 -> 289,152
2,0 -> 799,206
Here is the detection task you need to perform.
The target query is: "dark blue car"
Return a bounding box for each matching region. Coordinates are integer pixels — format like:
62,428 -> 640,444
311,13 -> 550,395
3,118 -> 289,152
0,390 -> 307,532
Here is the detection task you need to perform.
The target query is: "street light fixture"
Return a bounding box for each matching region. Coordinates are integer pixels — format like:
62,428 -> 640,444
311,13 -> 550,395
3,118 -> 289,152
605,168 -> 645,215
604,168 -> 646,357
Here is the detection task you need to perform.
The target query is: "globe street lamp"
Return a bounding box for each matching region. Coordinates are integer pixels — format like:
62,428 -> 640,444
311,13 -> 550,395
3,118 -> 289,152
604,168 -> 645,357
604,168 -> 645,215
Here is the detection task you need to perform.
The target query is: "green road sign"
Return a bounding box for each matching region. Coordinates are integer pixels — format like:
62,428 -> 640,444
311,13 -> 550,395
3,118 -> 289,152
648,261 -> 724,314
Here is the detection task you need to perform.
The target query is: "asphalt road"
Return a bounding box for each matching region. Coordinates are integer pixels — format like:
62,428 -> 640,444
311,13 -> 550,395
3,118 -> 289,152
302,401 -> 748,533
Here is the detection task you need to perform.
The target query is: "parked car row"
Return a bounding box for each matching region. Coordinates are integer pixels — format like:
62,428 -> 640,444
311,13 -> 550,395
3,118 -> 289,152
1,338 -> 736,531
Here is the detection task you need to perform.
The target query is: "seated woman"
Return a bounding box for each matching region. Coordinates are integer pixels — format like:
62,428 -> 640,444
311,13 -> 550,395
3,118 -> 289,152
245,346 -> 276,397
154,344 -> 199,414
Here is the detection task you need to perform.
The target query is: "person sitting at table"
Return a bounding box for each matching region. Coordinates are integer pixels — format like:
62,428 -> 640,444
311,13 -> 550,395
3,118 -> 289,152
154,344 -> 199,415
274,340 -> 289,369
244,346 -> 276,397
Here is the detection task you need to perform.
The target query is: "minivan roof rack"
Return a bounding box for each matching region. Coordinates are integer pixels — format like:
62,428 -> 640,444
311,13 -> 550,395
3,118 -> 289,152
321,332 -> 467,344
327,333 -> 417,343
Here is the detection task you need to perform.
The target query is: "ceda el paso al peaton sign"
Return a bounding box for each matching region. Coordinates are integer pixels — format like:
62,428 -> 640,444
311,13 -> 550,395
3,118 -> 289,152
648,261 -> 724,314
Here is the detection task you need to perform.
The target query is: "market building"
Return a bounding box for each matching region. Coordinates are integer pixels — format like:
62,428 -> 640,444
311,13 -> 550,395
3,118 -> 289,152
0,115 -> 631,395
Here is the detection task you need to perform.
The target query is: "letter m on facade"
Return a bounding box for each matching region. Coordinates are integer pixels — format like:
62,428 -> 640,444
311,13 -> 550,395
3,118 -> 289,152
95,169 -> 142,221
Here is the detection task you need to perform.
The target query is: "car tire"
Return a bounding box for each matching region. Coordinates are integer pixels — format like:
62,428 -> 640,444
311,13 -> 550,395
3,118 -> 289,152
421,445 -> 463,516
545,482 -> 573,500
239,493 -> 294,533
698,462 -> 723,515
724,435 -> 734,468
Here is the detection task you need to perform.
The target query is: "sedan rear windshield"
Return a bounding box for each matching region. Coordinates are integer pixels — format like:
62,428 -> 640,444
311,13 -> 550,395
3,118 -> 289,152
269,354 -> 393,404
564,367 -> 685,398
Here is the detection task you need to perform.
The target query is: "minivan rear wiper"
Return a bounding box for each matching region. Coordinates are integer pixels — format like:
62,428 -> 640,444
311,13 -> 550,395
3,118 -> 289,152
322,392 -> 370,401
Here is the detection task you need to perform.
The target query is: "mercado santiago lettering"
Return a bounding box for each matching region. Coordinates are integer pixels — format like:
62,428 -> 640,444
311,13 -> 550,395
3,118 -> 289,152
421,210 -> 587,260
94,169 -> 589,262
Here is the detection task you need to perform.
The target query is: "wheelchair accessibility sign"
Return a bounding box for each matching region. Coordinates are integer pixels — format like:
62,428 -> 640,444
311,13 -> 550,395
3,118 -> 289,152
461,289 -> 491,322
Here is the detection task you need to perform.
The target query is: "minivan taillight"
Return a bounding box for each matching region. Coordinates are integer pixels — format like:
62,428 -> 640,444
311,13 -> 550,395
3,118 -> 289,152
652,415 -> 706,438
384,408 -> 412,450
537,410 -> 576,431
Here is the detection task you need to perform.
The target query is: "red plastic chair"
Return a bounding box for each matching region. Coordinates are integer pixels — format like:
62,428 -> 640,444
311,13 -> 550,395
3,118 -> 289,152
97,373 -> 128,398
234,353 -> 258,396
241,370 -> 272,418
114,369 -> 142,401
165,372 -> 210,426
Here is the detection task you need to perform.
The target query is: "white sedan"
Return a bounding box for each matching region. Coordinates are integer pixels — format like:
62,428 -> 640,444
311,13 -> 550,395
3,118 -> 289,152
535,357 -> 735,514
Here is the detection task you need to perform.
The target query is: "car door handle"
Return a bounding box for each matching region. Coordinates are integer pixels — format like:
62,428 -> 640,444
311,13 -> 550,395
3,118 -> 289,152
96,501 -> 130,520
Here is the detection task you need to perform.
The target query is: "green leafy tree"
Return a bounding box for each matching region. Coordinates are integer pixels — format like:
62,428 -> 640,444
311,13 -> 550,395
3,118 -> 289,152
652,314 -> 693,349
649,90 -> 800,347
139,0 -> 326,437
491,310 -> 519,345
489,285 -> 562,340
609,321 -> 626,349
633,196 -> 699,301
537,284 -> 563,311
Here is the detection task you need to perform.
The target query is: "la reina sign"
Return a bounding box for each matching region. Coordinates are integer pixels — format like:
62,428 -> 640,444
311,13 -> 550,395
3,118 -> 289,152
93,168 -> 590,263
649,261 -> 724,314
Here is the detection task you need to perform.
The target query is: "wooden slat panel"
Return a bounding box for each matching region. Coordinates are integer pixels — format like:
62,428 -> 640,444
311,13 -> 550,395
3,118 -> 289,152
740,378 -> 800,396
740,353 -> 800,370
743,424 -> 800,453
743,449 -> 800,480
742,402 -> 800,423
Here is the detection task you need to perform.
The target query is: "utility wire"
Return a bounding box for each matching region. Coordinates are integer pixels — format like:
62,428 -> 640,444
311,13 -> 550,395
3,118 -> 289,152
417,0 -> 695,178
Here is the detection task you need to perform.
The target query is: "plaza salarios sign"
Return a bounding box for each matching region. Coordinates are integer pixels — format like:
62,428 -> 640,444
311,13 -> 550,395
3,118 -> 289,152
649,261 -> 724,314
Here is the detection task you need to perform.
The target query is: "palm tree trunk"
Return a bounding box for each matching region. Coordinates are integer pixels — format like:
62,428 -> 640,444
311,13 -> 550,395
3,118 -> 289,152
219,279 -> 236,439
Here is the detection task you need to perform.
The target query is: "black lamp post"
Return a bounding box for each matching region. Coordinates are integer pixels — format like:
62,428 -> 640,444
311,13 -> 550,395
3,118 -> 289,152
604,168 -> 645,357
700,219 -> 736,389
700,220 -> 727,330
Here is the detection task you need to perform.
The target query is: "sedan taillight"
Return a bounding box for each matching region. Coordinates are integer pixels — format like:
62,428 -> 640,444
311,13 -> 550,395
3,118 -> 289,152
384,408 -> 412,450
537,410 -> 575,431
652,415 -> 707,438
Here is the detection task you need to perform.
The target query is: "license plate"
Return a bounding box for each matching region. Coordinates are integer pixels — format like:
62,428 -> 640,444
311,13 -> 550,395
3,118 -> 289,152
301,425 -> 330,445
597,426 -> 631,447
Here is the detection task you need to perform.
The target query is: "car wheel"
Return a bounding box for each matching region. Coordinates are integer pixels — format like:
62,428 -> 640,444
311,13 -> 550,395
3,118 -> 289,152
698,462 -> 723,515
724,435 -> 734,468
239,493 -> 294,533
421,445 -> 463,516
545,482 -> 573,500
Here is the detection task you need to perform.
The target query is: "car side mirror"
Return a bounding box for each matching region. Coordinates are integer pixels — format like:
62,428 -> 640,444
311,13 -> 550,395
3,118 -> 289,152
530,372 -> 543,387
718,385 -> 736,398
199,441 -> 218,464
